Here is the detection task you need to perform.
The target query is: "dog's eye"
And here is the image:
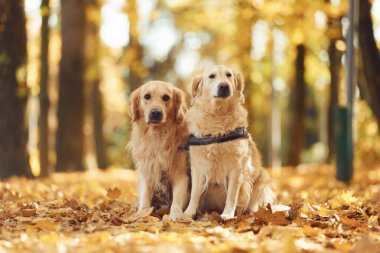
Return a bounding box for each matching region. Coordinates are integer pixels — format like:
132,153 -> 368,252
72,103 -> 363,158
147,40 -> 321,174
209,74 -> 216,79
226,72 -> 232,78
144,94 -> 151,100
162,95 -> 170,101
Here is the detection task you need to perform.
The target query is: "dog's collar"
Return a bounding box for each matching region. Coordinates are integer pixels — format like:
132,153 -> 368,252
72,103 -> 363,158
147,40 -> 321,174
184,127 -> 248,150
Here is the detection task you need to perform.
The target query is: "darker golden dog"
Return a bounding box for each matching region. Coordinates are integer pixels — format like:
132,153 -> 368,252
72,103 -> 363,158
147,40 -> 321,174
128,81 -> 189,220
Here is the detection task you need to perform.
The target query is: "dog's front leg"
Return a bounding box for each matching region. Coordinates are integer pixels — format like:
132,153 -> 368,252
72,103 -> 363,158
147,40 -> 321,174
169,175 -> 189,221
221,170 -> 243,220
184,170 -> 205,218
137,175 -> 154,212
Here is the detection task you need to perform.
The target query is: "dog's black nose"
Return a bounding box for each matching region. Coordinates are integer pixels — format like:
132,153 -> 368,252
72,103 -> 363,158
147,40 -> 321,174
149,109 -> 163,122
217,83 -> 231,98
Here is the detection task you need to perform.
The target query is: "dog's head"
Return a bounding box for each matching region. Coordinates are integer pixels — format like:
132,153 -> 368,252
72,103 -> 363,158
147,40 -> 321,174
128,81 -> 187,125
190,65 -> 245,104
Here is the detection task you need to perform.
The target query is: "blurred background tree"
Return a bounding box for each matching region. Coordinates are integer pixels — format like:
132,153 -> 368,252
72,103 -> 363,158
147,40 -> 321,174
39,0 -> 50,177
0,0 -> 31,178
56,0 -> 86,172
0,0 -> 379,178
358,0 -> 380,129
85,0 -> 108,169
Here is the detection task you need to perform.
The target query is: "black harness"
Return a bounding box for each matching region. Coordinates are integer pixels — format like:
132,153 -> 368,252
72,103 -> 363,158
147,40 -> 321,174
183,127 -> 249,150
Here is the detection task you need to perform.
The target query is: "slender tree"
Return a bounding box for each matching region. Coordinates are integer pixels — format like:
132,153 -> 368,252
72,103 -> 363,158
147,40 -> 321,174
326,38 -> 342,161
287,44 -> 306,166
39,0 -> 51,176
56,0 -> 86,171
124,0 -> 147,92
235,1 -> 256,134
91,81 -> 107,169
86,0 -> 108,169
358,0 -> 380,129
0,0 -> 31,178
324,0 -> 343,163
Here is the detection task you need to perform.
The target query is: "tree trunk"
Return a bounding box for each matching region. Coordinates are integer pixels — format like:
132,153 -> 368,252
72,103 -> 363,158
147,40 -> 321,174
86,0 -> 108,169
287,44 -> 306,166
235,1 -> 255,133
56,0 -> 86,172
125,0 -> 147,92
327,39 -> 342,162
39,0 -> 51,177
0,0 -> 31,178
358,0 -> 380,129
91,80 -> 107,169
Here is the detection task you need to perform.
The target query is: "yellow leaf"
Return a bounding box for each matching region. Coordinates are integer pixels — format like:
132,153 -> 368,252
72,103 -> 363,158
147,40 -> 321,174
341,191 -> 358,204
25,224 -> 37,236
36,220 -> 59,231
39,232 -> 60,244
302,225 -> 320,237
330,191 -> 359,209
331,241 -> 352,252
281,234 -> 300,253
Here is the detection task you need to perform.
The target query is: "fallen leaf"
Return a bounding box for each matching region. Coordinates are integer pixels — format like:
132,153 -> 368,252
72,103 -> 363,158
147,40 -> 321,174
352,237 -> 380,253
258,225 -> 302,240
281,234 -> 300,253
20,209 -> 36,217
36,220 -> 60,231
331,241 -> 352,252
340,216 -> 366,228
107,188 -> 121,199
124,207 -> 154,223
302,225 -> 319,237
288,203 -> 303,220
368,215 -> 378,226
253,206 -> 291,226
369,192 -> 380,204
64,199 -> 80,209
330,191 -> 359,209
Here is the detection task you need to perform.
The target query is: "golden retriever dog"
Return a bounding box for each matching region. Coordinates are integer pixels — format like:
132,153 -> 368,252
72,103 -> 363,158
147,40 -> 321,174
128,81 -> 189,220
184,65 -> 276,220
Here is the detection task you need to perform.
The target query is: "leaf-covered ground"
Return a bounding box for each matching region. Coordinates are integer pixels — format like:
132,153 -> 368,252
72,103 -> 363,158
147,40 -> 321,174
1,164 -> 380,253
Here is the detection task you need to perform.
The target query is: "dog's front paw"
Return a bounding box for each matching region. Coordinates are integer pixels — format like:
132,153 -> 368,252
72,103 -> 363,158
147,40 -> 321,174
221,212 -> 234,220
136,207 -> 154,217
169,211 -> 186,221
183,208 -> 196,218
169,208 -> 185,221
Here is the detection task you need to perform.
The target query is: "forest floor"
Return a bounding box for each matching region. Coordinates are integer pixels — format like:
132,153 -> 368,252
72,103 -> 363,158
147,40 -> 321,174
1,164 -> 380,253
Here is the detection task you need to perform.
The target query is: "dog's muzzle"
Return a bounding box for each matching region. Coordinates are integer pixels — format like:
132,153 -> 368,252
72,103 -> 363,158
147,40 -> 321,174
149,109 -> 163,123
216,83 -> 231,98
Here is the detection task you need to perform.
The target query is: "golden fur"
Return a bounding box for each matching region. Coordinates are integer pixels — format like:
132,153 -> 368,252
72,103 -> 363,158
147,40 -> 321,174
128,81 -> 189,220
184,65 -> 276,219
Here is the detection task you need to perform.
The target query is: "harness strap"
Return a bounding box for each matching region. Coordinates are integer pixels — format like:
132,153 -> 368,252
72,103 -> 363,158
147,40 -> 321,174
184,127 -> 248,150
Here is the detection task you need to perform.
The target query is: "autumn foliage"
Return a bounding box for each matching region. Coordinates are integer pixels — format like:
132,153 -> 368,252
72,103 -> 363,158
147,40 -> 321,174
1,165 -> 380,252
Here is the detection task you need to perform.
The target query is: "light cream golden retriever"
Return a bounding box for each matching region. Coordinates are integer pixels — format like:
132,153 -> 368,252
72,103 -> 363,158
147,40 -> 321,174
128,81 -> 189,220
184,65 -> 276,220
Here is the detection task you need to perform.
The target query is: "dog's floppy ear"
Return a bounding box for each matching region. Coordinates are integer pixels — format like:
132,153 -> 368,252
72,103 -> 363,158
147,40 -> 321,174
191,74 -> 203,98
173,87 -> 187,123
128,87 -> 141,122
190,74 -> 203,104
234,71 -> 245,103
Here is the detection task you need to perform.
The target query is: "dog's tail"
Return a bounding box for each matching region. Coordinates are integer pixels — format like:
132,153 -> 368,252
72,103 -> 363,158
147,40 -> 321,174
248,168 -> 276,212
246,135 -> 276,210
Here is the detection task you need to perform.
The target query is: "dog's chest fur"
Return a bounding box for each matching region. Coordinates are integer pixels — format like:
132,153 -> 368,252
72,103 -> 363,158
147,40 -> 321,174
187,103 -> 252,186
130,125 -> 181,186
190,139 -> 251,185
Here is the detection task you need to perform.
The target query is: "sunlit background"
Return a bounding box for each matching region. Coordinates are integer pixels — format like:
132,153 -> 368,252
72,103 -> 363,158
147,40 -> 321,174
24,0 -> 380,176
